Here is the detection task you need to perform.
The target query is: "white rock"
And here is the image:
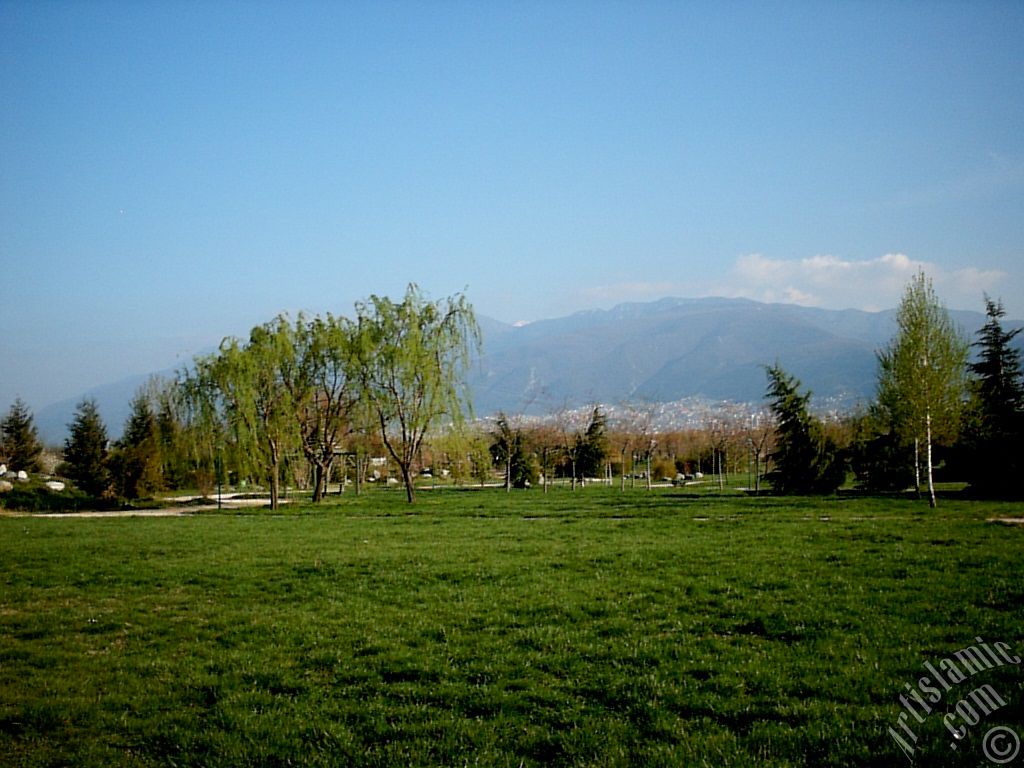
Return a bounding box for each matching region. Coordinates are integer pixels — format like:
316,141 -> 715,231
0,480 -> 12,493
16,470 -> 29,481
45,481 -> 66,492
0,464 -> 6,475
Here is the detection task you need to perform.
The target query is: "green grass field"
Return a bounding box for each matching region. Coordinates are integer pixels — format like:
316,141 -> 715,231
2,487 -> 1022,766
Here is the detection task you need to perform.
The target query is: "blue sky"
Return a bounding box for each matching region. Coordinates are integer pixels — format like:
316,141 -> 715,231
2,1 -> 1023,411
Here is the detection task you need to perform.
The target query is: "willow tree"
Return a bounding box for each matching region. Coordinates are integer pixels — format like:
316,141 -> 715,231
287,313 -> 360,502
876,270 -> 968,507
188,318 -> 299,510
353,285 -> 479,503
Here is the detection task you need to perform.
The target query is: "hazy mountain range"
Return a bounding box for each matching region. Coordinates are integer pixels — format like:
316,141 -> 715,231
34,296 -> 1022,444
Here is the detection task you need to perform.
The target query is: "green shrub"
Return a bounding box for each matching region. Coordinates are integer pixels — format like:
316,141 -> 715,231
0,484 -> 102,513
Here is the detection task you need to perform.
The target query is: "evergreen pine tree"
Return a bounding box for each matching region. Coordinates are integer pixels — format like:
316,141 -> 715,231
575,406 -> 608,480
489,414 -> 537,490
963,296 -> 1024,497
847,406 -> 914,492
111,391 -> 164,499
63,399 -> 111,498
1,398 -> 44,473
764,364 -> 844,495
156,385 -> 187,490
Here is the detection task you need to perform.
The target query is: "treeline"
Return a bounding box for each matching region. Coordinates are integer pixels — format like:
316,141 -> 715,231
762,271 -> 1023,504
3,274 -> 1022,508
465,270 -> 1023,508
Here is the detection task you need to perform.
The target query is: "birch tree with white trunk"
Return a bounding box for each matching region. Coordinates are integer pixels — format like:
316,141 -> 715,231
876,270 -> 968,508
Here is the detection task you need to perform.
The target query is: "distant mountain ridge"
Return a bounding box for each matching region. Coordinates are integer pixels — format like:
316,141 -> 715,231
33,296 -> 1022,443
469,296 -> 1018,416
35,370 -> 176,448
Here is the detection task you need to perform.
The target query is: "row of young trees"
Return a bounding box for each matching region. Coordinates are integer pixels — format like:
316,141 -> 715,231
6,384 -> 724,506
488,406 -> 611,491
1,387 -> 775,503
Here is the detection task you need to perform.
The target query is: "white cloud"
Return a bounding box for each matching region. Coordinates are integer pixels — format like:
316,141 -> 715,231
574,253 -> 1011,316
721,253 -> 1006,312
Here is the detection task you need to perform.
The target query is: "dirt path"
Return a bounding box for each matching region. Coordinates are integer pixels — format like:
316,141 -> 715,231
33,508 -> 198,518
30,494 -> 286,518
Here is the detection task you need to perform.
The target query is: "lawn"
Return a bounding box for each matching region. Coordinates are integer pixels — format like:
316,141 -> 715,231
1,488 -> 1022,766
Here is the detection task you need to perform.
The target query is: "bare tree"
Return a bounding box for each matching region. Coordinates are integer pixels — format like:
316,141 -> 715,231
630,404 -> 657,490
745,409 -> 775,494
548,403 -> 578,490
703,404 -> 746,491
526,421 -> 561,493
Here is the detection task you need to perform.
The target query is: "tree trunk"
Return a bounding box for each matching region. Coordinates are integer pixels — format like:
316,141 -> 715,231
400,462 -> 416,503
268,452 -> 280,511
913,438 -> 921,498
926,411 -> 937,508
328,457 -> 338,496
318,456 -> 333,500
312,463 -> 324,502
309,462 -> 321,505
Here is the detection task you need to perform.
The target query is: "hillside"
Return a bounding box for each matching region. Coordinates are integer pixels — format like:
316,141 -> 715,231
470,297 -> 1007,416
